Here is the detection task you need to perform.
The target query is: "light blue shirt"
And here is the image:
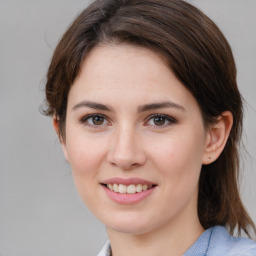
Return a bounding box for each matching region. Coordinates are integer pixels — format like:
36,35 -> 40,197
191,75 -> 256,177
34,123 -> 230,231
97,226 -> 256,256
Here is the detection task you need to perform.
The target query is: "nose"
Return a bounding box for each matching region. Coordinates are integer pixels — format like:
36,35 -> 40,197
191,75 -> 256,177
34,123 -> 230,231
106,125 -> 146,170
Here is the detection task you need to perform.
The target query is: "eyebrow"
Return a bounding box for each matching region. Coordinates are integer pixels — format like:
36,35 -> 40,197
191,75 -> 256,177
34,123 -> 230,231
138,101 -> 186,113
72,100 -> 185,112
72,101 -> 113,112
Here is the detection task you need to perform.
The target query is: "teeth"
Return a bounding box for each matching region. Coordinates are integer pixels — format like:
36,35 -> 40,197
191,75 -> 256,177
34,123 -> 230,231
127,184 -> 136,194
118,184 -> 127,193
136,184 -> 142,193
107,184 -> 113,191
106,184 -> 153,194
113,184 -> 119,193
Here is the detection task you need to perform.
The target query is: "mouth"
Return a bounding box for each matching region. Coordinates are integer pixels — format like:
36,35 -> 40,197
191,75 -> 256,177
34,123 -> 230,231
101,183 -> 157,194
100,177 -> 158,204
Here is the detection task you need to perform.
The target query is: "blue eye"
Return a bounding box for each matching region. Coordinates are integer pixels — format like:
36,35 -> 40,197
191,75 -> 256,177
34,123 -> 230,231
146,114 -> 177,127
81,114 -> 108,126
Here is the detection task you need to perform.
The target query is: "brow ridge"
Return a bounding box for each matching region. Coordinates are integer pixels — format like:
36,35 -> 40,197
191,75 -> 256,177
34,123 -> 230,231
138,101 -> 186,112
72,100 -> 185,113
72,101 -> 112,111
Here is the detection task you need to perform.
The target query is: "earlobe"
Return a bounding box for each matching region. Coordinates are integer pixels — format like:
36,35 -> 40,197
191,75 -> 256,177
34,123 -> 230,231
53,117 -> 60,135
52,118 -> 70,163
53,117 -> 63,143
202,111 -> 233,165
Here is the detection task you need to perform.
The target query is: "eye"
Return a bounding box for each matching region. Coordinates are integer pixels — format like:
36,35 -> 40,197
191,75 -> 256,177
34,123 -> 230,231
80,114 -> 109,127
146,114 -> 177,127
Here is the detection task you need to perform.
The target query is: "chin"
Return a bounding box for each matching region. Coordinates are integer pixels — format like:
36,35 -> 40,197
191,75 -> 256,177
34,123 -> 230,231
108,222 -> 153,235
103,213 -> 156,235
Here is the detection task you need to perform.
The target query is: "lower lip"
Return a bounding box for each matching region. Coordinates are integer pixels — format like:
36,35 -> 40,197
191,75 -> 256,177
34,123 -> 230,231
102,185 -> 156,204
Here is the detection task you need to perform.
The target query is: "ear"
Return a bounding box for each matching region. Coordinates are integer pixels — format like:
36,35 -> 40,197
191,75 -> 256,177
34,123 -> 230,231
53,118 -> 70,163
202,111 -> 233,165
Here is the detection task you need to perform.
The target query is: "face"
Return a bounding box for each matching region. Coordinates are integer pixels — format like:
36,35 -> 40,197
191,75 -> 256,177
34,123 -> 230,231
61,44 -> 210,235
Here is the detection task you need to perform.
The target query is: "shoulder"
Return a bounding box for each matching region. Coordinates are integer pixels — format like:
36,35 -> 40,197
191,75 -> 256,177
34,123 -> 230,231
207,226 -> 256,256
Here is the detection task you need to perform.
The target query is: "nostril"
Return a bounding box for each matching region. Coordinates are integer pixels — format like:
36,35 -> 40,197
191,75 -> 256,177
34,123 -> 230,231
109,159 -> 141,170
106,137 -> 146,169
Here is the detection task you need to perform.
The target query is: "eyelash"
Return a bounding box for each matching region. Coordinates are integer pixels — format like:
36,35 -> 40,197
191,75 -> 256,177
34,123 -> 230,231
79,114 -> 109,128
145,114 -> 177,128
79,113 -> 177,129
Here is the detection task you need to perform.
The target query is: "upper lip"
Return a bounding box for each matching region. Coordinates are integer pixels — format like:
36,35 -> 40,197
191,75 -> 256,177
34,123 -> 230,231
101,177 -> 157,186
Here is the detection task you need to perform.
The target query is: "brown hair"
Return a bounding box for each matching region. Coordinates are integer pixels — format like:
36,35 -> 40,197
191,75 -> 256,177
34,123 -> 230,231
44,0 -> 255,236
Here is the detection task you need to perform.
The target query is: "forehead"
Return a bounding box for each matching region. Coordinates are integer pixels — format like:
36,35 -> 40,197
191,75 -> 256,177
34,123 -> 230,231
78,43 -> 169,83
68,44 -> 199,113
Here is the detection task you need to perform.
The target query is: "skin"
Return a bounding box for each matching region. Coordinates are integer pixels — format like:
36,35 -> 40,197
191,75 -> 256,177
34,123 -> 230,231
55,44 -> 233,256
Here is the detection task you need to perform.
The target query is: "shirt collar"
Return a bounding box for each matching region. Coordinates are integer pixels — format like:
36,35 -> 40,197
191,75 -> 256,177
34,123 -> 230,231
97,241 -> 112,256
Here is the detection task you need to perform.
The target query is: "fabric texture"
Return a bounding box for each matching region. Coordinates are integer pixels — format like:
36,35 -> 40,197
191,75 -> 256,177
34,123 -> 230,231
97,226 -> 256,256
97,241 -> 112,256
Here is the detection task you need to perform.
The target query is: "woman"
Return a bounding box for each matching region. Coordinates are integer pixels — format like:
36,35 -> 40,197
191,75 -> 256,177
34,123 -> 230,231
44,0 -> 256,255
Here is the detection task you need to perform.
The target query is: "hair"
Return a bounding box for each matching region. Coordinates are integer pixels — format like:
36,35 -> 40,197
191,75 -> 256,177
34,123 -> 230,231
44,0 -> 255,236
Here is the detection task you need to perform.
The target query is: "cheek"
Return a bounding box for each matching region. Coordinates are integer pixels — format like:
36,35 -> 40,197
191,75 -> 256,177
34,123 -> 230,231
148,134 -> 204,215
65,131 -> 106,174
65,135 -> 106,207
148,129 -> 205,185
64,134 -> 108,206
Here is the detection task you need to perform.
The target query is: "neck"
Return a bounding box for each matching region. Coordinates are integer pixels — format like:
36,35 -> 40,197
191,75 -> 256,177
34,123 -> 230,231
107,210 -> 204,256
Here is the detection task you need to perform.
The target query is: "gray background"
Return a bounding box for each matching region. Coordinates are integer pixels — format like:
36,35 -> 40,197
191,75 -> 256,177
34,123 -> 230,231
0,0 -> 255,255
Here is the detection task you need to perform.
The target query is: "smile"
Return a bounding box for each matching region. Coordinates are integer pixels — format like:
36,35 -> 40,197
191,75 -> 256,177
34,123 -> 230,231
106,184 -> 154,194
101,178 -> 157,204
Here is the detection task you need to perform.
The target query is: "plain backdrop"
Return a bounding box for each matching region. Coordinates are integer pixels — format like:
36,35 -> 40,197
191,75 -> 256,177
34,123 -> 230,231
0,0 -> 255,255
